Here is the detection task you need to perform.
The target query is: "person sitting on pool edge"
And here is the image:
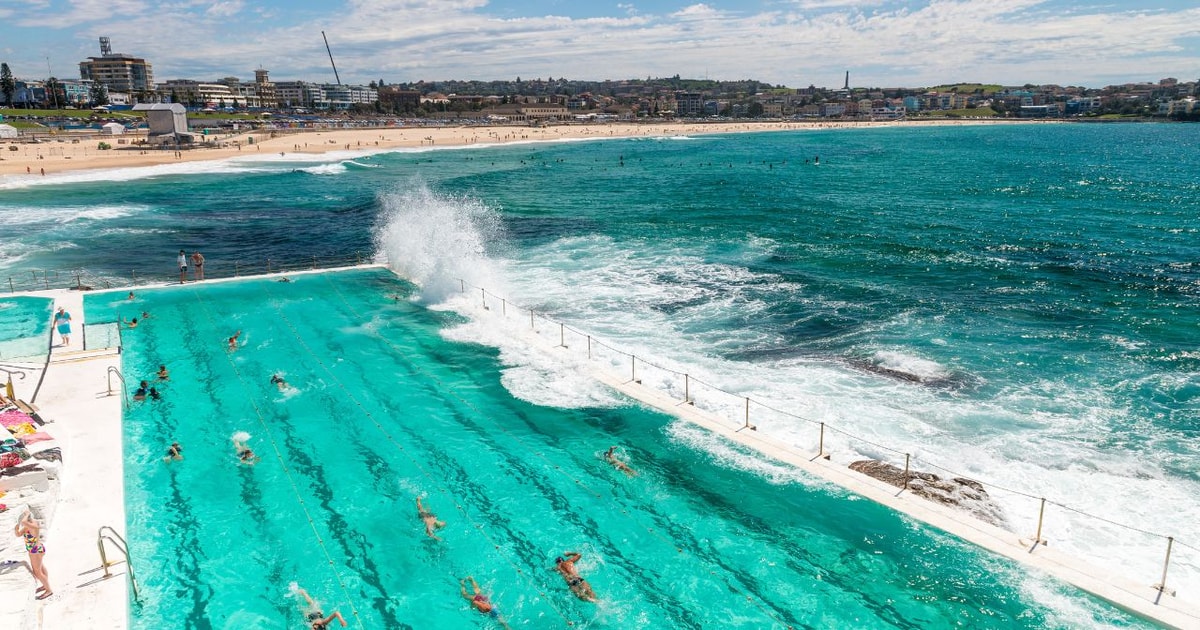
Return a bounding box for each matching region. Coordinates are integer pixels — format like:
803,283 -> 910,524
555,551 -> 598,602
164,442 -> 183,462
292,584 -> 347,629
133,380 -> 149,401
416,496 -> 446,540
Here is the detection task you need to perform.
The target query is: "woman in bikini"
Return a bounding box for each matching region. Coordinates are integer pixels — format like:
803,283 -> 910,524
15,510 -> 51,599
294,585 -> 347,629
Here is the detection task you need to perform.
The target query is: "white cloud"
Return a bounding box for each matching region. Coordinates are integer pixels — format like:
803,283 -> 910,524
205,1 -> 244,18
7,0 -> 1200,88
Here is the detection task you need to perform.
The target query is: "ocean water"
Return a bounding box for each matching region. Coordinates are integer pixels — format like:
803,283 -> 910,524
4,123 -> 1200,623
86,272 -> 1151,629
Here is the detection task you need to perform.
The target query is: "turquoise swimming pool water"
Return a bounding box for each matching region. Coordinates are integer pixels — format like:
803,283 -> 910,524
86,269 -> 1152,629
0,296 -> 52,362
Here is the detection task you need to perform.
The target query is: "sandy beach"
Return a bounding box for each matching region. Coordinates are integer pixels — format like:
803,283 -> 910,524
0,118 -> 1042,178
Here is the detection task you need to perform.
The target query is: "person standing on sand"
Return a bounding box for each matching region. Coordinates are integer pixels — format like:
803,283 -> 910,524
52,307 -> 71,346
177,250 -> 188,284
191,251 -> 205,281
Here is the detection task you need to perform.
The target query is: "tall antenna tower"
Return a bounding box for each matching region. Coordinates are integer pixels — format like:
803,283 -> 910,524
322,31 -> 342,85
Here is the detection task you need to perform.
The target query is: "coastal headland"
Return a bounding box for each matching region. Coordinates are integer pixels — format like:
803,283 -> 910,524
0,118 -> 1051,178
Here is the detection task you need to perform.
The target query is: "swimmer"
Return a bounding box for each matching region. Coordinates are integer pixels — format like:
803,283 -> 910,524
604,446 -> 636,477
554,552 -> 598,602
127,291 -> 135,300
232,433 -> 260,465
133,380 -> 149,401
269,374 -> 288,391
164,442 -> 183,462
157,365 -> 169,380
140,311 -> 151,320
416,497 -> 446,540
149,387 -> 161,401
228,330 -> 242,351
293,585 -> 348,629
460,577 -> 509,628
124,317 -> 139,329
277,276 -> 292,283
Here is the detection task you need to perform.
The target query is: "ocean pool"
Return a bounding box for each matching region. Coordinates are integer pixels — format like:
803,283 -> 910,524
0,296 -> 53,362
85,269 -> 1152,629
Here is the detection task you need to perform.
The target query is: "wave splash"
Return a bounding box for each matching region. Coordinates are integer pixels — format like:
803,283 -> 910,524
372,180 -> 505,303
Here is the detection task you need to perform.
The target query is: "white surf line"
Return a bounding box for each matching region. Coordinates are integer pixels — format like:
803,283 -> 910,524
450,287 -> 1200,630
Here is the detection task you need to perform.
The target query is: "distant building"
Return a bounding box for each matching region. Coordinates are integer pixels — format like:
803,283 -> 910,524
254,69 -> 277,109
132,103 -> 192,144
673,91 -> 703,117
79,37 -> 154,98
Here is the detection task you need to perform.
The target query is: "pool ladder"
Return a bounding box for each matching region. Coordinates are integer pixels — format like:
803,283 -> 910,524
105,366 -> 129,409
96,525 -> 140,601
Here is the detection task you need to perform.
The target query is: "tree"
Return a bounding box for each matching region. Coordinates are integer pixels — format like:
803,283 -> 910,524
0,63 -> 14,107
44,77 -> 61,109
90,82 -> 110,107
747,101 -> 764,117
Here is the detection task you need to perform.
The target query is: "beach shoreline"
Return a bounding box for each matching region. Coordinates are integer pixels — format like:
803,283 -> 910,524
0,118 -> 1054,179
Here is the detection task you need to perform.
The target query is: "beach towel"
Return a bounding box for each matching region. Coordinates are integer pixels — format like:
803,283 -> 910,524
21,433 -> 52,445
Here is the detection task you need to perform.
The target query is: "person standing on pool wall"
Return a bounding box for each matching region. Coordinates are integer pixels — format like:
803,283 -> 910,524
52,307 -> 71,346
177,249 -> 188,284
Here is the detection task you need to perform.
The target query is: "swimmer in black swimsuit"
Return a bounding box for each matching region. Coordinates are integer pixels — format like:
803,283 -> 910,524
164,442 -> 183,462
295,586 -> 347,629
554,552 -> 598,602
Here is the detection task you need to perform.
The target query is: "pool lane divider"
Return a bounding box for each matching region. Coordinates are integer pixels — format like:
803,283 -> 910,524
254,278 -> 583,629
314,274 -> 798,628
184,284 -> 370,630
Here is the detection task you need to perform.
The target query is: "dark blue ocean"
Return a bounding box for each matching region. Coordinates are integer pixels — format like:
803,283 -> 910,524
2,122 -> 1198,625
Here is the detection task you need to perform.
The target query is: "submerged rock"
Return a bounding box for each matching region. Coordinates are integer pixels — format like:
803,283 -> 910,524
849,459 -> 1006,527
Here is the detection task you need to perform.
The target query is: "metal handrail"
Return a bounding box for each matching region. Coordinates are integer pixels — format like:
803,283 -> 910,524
96,525 -> 139,601
106,366 -> 129,409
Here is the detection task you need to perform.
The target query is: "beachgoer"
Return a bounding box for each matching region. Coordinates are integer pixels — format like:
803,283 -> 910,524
416,497 -> 446,540
604,446 -> 636,477
233,435 -> 260,465
270,374 -> 288,392
460,576 -> 503,622
554,552 -> 598,602
164,442 -> 183,462
157,365 -> 169,380
53,307 -> 71,346
228,330 -> 242,352
191,251 -> 205,281
15,510 -> 51,599
294,585 -> 348,629
178,250 -> 188,284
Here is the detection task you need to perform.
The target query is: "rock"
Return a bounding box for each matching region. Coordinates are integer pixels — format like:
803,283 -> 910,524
849,459 -> 1006,526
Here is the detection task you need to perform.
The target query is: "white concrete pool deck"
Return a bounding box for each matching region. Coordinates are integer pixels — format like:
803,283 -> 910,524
2,263 -> 1197,629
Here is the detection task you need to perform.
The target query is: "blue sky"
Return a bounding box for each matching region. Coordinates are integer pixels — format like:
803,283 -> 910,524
2,1 -> 1198,88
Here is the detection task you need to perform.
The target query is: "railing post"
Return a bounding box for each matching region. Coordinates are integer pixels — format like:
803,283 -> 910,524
903,454 -> 911,490
1033,498 -> 1047,546
1154,537 -> 1176,597
743,397 -> 752,429
461,279 -> 465,293
818,422 -> 825,457
587,335 -> 592,359
7,278 -> 12,293
266,258 -> 272,273
356,251 -> 361,265
481,288 -> 487,309
529,309 -> 534,328
131,269 -> 136,284
559,323 -> 565,347
311,255 -> 317,269
684,373 -> 690,403
75,272 -> 81,289
235,261 -> 240,277
502,298 -> 506,316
